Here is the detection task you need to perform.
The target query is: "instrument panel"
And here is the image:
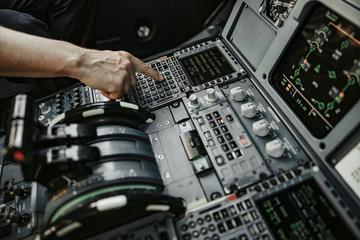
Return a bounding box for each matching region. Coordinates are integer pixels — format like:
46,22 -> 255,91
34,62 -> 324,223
0,0 -> 359,239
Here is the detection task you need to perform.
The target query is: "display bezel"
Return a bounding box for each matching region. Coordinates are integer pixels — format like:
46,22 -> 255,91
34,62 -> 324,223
179,47 -> 235,86
269,4 -> 360,138
255,177 -> 357,240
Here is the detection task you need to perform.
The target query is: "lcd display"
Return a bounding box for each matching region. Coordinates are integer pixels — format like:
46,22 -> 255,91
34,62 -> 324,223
257,179 -> 357,239
180,48 -> 235,86
271,5 -> 360,138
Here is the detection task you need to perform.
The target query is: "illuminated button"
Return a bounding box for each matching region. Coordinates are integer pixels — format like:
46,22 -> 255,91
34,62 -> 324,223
242,213 -> 251,224
239,234 -> 249,240
222,144 -> 229,152
213,128 -> 221,135
189,221 -> 196,228
213,111 -> 220,118
225,133 -> 233,140
217,223 -> 226,233
278,175 -> 285,182
181,224 -> 188,231
235,150 -> 242,157
241,103 -> 257,118
239,135 -> 250,147
227,153 -> 234,160
230,86 -> 246,102
234,216 -> 242,226
217,136 -> 225,144
182,234 -> 191,240
265,139 -> 284,158
262,182 -> 269,189
270,178 -> 277,185
212,234 -> 220,240
251,211 -> 259,220
229,141 -> 237,149
221,126 -> 228,133
206,88 -> 218,102
225,115 -> 234,122
206,114 -> 213,120
245,199 -> 252,208
189,94 -> 200,109
226,220 -> 234,230
248,225 -> 256,236
217,118 -> 225,125
213,212 -> 221,221
192,230 -> 200,238
229,206 -> 236,215
252,119 -> 270,137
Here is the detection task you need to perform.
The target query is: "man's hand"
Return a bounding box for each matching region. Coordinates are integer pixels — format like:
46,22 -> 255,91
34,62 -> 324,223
73,50 -> 163,99
0,26 -> 163,99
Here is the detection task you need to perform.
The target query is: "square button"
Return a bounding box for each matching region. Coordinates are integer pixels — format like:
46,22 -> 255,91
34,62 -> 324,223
235,150 -> 242,157
227,153 -> 234,160
213,128 -> 221,135
226,114 -> 234,122
213,111 -> 220,118
222,144 -> 229,152
217,136 -> 225,144
221,126 -> 228,132
225,133 -> 233,140
229,141 -> 237,149
209,121 -> 217,128
206,114 -> 213,120
217,118 -> 225,125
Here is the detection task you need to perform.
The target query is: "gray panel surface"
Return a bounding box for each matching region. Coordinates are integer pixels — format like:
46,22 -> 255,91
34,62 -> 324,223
230,4 -> 276,70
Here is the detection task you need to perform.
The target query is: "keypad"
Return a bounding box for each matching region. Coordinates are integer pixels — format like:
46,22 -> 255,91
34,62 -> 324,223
177,198 -> 267,240
135,57 -> 191,107
204,111 -> 242,164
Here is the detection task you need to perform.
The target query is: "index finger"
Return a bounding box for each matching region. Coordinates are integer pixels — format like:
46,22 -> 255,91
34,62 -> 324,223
130,55 -> 164,82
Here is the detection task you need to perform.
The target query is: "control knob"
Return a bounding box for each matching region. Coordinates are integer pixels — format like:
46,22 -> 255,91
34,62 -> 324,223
38,115 -> 50,126
241,103 -> 257,118
206,88 -> 218,102
39,103 -> 51,114
265,139 -> 284,158
230,87 -> 246,102
189,94 -> 200,109
252,119 -> 270,137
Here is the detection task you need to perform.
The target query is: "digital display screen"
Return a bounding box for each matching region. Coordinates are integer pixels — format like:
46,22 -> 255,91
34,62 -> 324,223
271,5 -> 360,138
180,48 -> 235,86
257,179 -> 357,240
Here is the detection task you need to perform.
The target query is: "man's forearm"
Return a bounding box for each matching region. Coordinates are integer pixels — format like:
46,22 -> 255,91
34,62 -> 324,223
0,26 -> 82,79
0,25 -> 162,99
